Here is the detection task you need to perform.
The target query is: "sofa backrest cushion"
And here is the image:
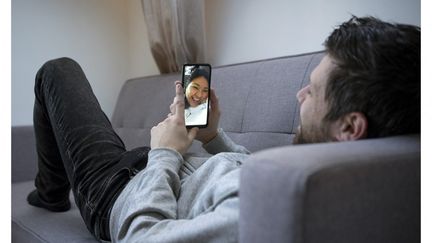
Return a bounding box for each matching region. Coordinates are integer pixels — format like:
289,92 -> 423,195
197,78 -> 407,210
112,52 -> 325,153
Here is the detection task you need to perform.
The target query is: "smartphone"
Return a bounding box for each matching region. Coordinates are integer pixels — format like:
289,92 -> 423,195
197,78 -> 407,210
182,64 -> 212,128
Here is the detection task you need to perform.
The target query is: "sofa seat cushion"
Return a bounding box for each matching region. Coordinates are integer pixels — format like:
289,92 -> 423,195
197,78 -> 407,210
12,181 -> 97,243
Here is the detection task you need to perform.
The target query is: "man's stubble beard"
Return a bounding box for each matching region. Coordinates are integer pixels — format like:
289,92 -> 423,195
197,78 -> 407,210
292,121 -> 336,145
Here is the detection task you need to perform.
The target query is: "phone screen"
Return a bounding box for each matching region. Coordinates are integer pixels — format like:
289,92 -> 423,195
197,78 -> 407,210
182,64 -> 211,128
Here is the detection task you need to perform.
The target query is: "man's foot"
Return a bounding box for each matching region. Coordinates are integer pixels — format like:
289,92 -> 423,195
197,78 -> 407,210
27,189 -> 71,212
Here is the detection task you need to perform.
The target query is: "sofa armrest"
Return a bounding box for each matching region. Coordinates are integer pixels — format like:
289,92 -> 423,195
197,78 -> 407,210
12,126 -> 38,183
239,135 -> 420,243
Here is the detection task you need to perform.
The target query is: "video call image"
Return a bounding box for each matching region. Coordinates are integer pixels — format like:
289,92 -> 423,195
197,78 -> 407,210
183,64 -> 211,127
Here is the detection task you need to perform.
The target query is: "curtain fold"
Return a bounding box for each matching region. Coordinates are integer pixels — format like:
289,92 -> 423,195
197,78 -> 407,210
142,0 -> 206,73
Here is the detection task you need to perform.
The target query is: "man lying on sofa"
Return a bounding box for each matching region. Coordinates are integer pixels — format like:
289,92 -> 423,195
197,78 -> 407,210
27,16 -> 420,242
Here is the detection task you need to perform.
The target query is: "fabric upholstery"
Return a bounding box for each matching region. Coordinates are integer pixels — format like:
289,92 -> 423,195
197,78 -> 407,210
12,181 -> 95,243
239,135 -> 420,243
12,126 -> 38,183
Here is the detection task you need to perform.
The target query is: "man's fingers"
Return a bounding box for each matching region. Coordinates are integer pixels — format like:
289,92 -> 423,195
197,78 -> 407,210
170,81 -> 186,121
209,89 -> 221,117
210,89 -> 219,110
175,82 -> 184,97
174,97 -> 186,121
169,81 -> 185,115
170,103 -> 175,114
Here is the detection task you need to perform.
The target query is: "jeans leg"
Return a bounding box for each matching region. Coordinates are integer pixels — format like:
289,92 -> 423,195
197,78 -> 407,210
31,57 -> 149,241
31,87 -> 72,211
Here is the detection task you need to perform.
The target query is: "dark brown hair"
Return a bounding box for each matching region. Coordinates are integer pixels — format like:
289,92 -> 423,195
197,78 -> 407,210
324,16 -> 420,138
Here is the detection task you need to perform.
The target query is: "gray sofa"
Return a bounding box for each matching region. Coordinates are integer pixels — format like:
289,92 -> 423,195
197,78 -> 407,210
12,51 -> 420,242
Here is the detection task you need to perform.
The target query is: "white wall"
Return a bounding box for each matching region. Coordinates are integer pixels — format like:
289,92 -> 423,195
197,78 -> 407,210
12,0 -> 159,126
205,0 -> 421,66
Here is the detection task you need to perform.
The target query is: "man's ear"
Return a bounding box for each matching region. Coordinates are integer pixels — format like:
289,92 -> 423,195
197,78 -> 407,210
332,112 -> 368,141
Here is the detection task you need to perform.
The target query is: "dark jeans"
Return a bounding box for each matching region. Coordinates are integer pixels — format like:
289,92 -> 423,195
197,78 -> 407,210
32,57 -> 150,241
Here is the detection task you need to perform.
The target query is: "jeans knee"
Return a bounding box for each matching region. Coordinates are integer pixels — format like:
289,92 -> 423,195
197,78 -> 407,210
34,57 -> 81,97
42,57 -> 80,71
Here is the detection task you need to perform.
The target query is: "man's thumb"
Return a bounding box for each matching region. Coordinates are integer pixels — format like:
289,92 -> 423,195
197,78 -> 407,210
188,127 -> 199,141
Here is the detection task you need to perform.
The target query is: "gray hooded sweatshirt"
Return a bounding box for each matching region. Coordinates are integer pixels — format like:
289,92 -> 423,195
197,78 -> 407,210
110,129 -> 250,242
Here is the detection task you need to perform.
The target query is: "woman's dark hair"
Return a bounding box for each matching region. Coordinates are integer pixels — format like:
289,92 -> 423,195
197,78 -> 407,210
323,16 -> 420,138
190,67 -> 210,83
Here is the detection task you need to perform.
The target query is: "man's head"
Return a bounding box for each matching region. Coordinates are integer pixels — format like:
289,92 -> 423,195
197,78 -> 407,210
293,16 -> 420,144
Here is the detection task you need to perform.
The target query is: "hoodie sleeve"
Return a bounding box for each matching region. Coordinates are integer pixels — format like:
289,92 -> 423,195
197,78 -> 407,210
203,128 -> 250,155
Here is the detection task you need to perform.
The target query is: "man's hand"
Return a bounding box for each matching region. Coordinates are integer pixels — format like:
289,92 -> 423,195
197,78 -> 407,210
195,89 -> 221,144
150,82 -> 198,155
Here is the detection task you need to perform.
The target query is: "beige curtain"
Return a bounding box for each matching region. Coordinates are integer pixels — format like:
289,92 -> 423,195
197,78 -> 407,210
141,0 -> 206,73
